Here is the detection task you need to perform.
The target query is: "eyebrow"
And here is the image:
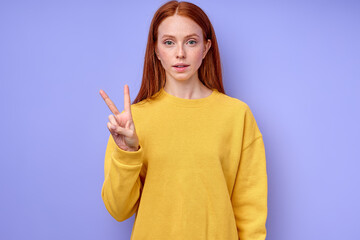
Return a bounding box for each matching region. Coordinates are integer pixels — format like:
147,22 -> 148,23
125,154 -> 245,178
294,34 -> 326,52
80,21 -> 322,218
161,33 -> 200,39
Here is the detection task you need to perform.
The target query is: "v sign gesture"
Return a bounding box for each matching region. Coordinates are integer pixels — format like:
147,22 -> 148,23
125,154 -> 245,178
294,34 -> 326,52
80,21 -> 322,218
99,85 -> 140,152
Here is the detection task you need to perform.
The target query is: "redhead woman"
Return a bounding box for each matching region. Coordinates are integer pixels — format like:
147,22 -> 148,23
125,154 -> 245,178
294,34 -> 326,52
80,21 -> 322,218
99,1 -> 268,239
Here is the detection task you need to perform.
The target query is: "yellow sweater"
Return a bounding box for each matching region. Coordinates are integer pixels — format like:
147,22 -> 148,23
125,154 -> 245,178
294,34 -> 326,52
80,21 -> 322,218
101,87 -> 268,240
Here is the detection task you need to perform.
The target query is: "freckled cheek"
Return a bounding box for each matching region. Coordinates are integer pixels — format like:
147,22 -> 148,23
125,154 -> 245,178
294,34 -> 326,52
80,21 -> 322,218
192,50 -> 204,64
158,50 -> 171,67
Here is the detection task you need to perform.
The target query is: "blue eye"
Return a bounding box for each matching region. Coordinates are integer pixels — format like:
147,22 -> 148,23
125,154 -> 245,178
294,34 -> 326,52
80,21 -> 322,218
163,40 -> 197,46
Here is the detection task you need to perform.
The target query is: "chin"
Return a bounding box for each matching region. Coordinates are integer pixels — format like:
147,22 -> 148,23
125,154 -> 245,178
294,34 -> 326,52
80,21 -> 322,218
173,77 -> 189,82
174,73 -> 194,81
165,68 -> 197,82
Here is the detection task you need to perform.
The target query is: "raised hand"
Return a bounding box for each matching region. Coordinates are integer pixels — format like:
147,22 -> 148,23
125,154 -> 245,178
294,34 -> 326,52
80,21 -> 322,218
99,84 -> 140,152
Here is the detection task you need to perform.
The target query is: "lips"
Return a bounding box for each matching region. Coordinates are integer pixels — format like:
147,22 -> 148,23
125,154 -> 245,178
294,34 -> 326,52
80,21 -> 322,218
173,65 -> 189,72
172,63 -> 189,67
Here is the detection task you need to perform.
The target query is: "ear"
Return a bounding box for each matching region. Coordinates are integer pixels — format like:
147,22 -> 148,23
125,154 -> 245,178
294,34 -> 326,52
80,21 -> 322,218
155,46 -> 161,60
203,39 -> 212,59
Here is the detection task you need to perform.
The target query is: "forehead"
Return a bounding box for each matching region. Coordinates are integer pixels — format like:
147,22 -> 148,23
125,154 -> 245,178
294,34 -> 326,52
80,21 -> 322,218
157,15 -> 202,38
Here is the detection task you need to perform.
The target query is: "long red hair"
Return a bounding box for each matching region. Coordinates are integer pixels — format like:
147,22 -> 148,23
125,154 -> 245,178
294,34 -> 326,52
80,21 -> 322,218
132,0 -> 225,104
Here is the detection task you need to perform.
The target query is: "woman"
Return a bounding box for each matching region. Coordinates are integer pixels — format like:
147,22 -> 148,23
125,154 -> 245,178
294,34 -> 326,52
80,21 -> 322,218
99,1 -> 268,239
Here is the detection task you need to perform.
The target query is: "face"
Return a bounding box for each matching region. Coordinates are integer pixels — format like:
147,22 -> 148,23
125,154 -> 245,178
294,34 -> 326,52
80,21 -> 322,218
155,14 -> 211,83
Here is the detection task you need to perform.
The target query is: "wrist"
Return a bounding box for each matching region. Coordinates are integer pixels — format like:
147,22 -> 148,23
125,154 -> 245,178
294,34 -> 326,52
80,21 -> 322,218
128,145 -> 140,152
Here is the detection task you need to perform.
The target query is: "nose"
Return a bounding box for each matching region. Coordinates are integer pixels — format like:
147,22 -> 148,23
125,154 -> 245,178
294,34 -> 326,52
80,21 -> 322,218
176,44 -> 185,59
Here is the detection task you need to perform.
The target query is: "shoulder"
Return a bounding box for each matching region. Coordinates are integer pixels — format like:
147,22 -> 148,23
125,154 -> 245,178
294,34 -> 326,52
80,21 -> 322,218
216,91 -> 262,134
215,91 -> 252,115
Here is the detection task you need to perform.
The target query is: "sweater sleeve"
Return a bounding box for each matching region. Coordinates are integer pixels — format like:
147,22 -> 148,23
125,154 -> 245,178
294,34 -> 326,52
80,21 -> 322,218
101,133 -> 144,222
231,105 -> 268,240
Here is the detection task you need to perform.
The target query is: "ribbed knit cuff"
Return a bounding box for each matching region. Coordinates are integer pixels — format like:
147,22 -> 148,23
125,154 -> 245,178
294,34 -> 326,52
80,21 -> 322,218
112,144 -> 144,166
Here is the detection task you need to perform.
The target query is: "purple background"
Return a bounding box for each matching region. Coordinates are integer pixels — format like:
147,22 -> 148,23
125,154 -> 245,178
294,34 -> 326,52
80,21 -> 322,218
1,0 -> 359,239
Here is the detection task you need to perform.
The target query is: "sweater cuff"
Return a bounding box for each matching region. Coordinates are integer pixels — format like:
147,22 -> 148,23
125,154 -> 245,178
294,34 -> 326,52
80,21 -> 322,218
112,144 -> 144,166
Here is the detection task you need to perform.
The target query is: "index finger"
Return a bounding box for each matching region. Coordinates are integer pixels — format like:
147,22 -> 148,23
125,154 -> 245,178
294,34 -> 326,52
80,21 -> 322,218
124,84 -> 132,114
99,89 -> 121,115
